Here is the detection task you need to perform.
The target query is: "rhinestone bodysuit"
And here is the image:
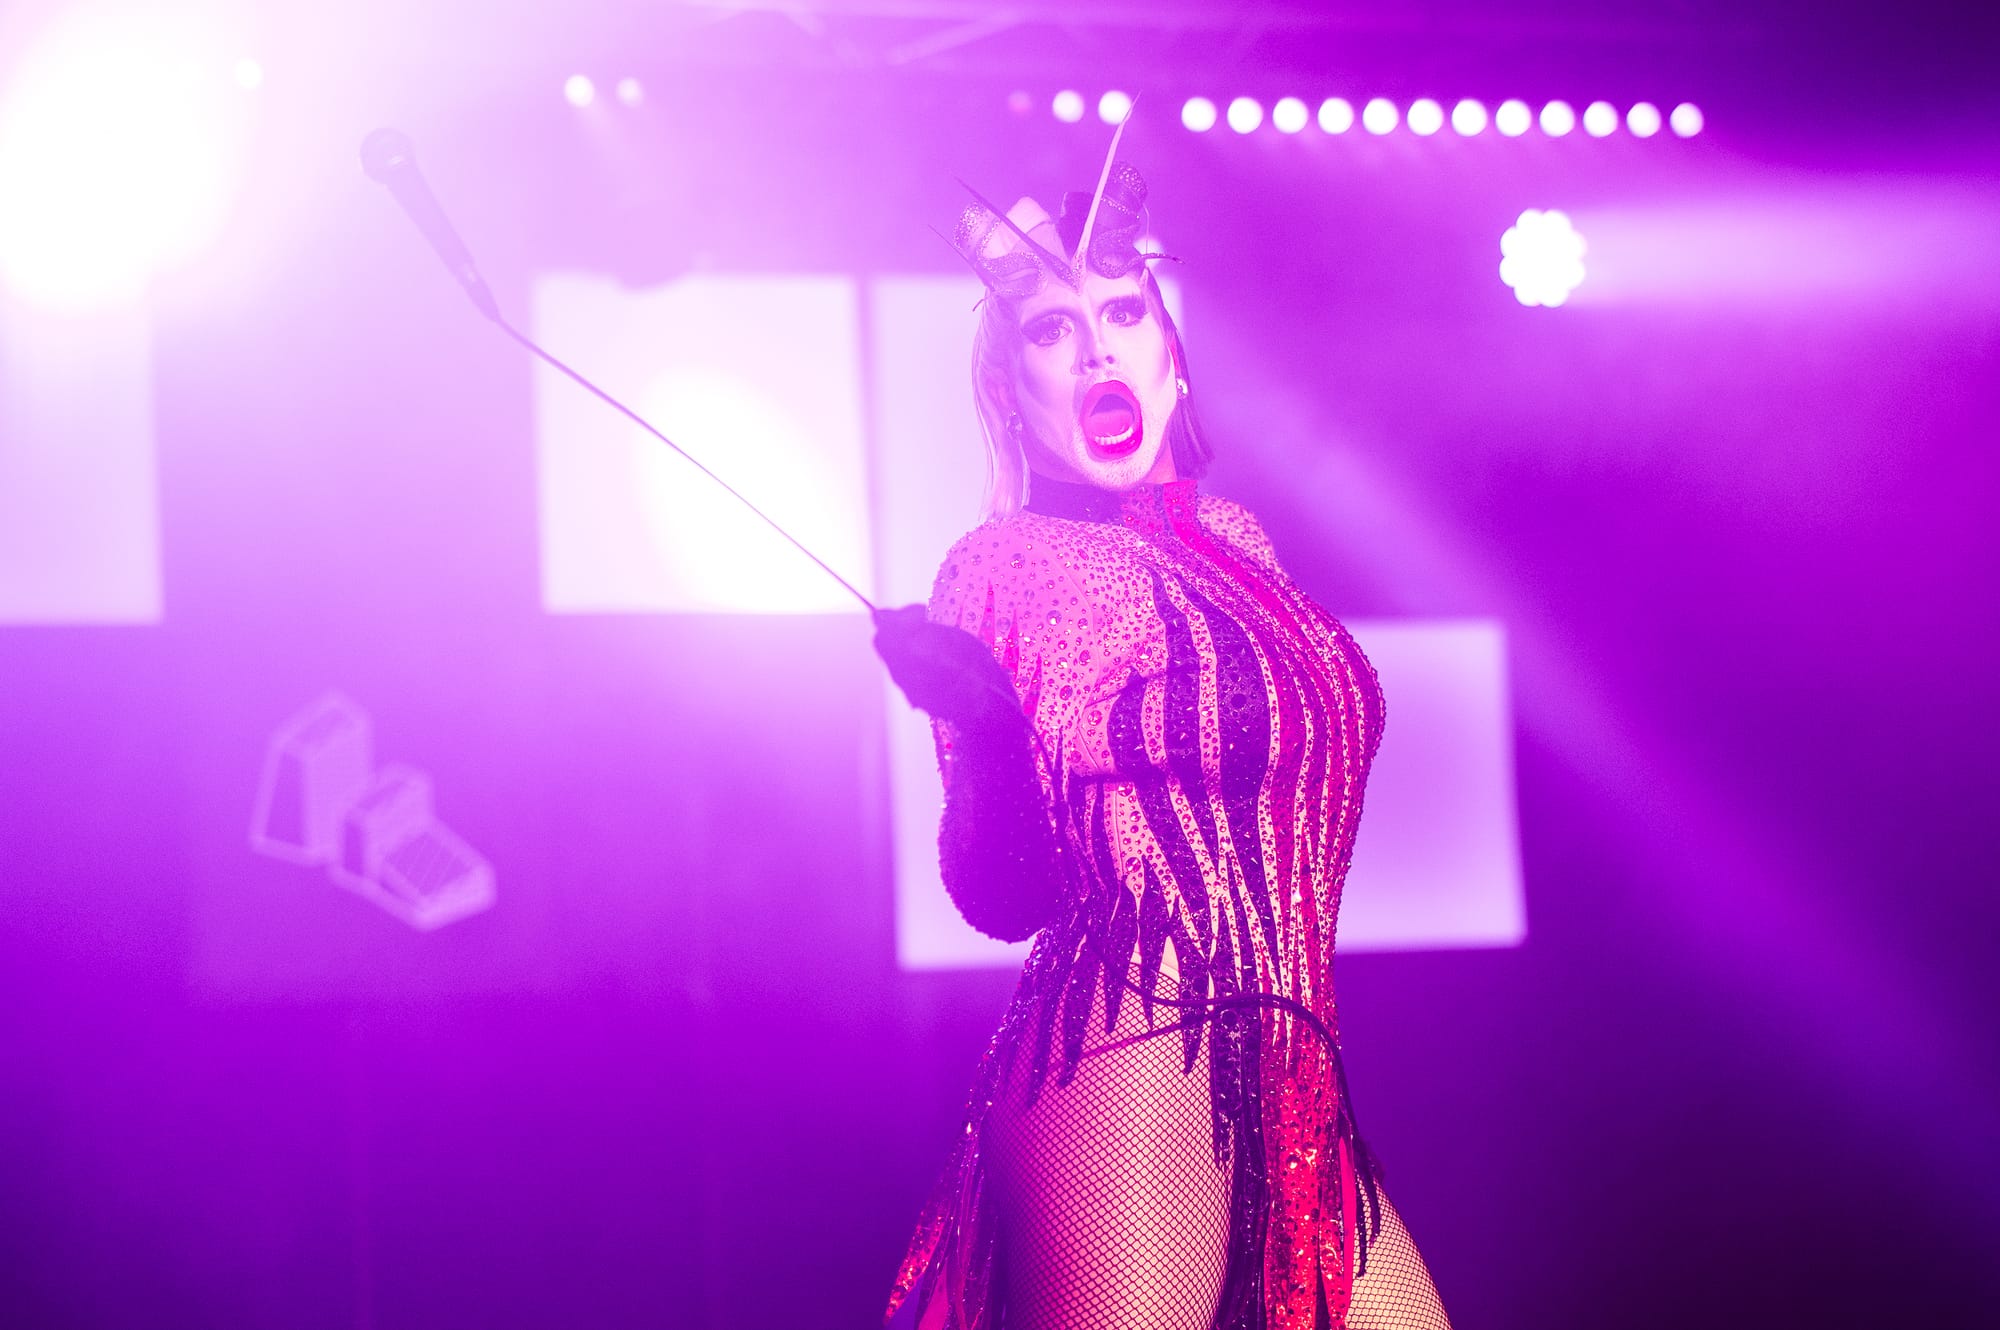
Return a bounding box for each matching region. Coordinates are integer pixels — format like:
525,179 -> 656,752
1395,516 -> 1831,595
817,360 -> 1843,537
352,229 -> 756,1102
890,478 -> 1444,1330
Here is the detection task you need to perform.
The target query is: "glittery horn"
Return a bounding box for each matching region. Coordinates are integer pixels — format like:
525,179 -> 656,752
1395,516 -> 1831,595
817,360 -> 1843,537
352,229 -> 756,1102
954,177 -> 1076,292
1057,161 -> 1153,279
947,106 -> 1159,296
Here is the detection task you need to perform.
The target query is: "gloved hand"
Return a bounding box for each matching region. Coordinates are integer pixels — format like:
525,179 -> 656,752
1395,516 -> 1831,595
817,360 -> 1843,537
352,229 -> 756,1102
873,605 -> 1059,941
872,605 -> 1023,732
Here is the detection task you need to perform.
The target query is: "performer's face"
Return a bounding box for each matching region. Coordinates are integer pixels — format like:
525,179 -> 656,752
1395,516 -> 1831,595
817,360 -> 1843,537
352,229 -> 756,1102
1009,269 -> 1179,491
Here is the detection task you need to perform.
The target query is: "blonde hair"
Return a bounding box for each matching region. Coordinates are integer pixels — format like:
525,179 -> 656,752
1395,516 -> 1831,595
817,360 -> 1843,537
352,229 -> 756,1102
971,294 -> 1029,522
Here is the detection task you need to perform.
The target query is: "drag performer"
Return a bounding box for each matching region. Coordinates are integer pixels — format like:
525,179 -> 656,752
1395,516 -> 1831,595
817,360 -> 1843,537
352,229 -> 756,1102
873,159 -> 1452,1330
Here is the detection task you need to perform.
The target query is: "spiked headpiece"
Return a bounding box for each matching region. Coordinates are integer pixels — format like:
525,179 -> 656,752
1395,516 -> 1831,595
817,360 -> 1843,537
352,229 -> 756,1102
949,112 -> 1163,298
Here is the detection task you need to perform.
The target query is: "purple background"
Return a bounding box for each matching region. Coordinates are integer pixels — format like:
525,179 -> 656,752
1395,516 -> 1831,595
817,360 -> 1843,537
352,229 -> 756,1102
2,2 -> 1996,1326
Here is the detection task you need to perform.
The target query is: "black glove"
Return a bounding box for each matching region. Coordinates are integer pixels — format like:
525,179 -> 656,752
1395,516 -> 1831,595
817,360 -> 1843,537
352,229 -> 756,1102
872,604 -> 1023,734
871,604 -> 1060,941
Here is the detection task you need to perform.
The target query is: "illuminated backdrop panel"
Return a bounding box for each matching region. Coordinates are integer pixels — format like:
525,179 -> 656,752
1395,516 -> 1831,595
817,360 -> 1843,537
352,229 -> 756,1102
0,296 -> 161,624
531,272 -> 874,614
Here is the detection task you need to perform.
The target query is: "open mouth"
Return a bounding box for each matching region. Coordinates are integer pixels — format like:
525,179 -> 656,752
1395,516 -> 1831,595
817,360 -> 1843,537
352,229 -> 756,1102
1079,379 -> 1144,458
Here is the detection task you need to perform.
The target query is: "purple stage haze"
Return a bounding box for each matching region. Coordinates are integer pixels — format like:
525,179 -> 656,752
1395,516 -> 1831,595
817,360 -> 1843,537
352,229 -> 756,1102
0,2 -> 1995,1328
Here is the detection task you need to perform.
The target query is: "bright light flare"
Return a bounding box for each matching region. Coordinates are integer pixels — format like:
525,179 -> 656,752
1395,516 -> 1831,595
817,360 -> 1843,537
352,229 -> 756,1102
1627,102 -> 1662,137
564,74 -> 594,107
1226,97 -> 1263,133
1098,89 -> 1133,124
1539,100 -> 1576,137
1495,99 -> 1531,137
1451,99 -> 1488,136
1272,96 -> 1309,134
1318,97 -> 1355,134
1362,97 -> 1398,135
0,8 -> 251,310
533,273 -> 872,616
1499,208 -> 1586,307
233,57 -> 262,91
1406,98 -> 1444,136
1052,89 -> 1085,123
1671,102 -> 1705,137
1583,100 -> 1618,136
1181,96 -> 1217,132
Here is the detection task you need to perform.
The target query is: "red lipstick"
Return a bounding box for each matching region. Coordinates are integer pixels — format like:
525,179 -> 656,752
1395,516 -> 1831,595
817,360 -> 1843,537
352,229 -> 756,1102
1079,379 -> 1143,458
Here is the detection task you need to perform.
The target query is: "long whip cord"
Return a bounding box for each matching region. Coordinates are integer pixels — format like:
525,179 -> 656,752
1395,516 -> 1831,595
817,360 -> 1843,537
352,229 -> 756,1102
363,129 -> 876,615
491,318 -> 878,614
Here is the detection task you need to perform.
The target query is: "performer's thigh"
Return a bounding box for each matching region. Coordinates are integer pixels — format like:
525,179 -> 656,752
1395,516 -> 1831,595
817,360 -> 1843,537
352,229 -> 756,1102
983,999 -> 1230,1330
1344,1189 -> 1451,1330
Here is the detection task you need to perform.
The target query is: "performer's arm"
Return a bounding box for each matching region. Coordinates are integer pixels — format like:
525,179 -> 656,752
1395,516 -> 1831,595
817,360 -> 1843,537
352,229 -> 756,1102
872,606 -> 1061,942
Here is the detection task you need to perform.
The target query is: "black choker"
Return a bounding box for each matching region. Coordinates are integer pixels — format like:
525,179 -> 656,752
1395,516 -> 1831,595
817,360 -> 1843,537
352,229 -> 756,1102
1025,475 -> 1192,526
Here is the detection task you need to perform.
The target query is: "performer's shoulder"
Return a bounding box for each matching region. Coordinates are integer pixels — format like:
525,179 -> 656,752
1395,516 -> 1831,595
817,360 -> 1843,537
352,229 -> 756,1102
1197,489 -> 1260,526
1197,490 -> 1281,566
929,511 -> 1098,615
933,510 -> 1100,571
930,513 -> 1032,584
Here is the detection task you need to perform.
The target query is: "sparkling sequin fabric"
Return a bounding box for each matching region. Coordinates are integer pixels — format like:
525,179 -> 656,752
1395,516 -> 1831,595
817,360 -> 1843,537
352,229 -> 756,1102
890,477 -> 1445,1330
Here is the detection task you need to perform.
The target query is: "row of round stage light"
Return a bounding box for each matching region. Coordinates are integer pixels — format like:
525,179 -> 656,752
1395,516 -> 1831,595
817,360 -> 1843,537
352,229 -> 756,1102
1041,89 -> 1703,139
563,75 -> 645,108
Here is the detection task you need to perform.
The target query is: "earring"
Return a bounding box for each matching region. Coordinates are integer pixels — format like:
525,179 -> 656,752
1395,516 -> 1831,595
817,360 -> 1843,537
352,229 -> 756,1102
1175,377 -> 1190,398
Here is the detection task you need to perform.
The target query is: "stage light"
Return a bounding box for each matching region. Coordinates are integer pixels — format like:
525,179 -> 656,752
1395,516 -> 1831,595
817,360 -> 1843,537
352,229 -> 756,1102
1499,208 -> 1586,307
1272,96 -> 1309,134
1362,97 -> 1398,134
1583,100 -> 1617,136
616,77 -> 643,107
1227,97 -> 1263,133
1052,89 -> 1085,123
1495,99 -> 1531,137
1407,98 -> 1444,136
1451,99 -> 1488,136
564,74 -> 594,107
1318,97 -> 1355,134
233,57 -> 262,91
1181,96 -> 1217,132
0,8 -> 251,310
1627,101 -> 1662,138
1539,100 -> 1576,137
1671,102 -> 1704,137
1098,89 -> 1133,124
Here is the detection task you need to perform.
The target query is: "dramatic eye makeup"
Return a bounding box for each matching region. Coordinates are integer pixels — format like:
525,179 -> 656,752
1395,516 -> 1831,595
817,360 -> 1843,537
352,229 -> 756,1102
1021,292 -> 1147,347
1103,295 -> 1148,326
1022,313 -> 1068,347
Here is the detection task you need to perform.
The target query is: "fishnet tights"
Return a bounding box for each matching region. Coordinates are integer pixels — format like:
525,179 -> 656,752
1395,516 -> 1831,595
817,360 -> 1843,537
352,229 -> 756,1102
1345,1190 -> 1451,1330
983,979 -> 1229,1330
978,974 -> 1451,1330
